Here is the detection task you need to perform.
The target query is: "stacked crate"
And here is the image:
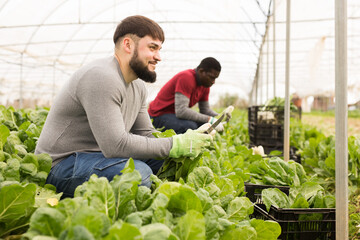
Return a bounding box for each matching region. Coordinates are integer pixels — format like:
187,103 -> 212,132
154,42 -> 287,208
245,183 -> 336,240
248,105 -> 299,154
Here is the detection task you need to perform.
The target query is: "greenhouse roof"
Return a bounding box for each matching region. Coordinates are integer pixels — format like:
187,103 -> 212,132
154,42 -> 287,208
0,0 -> 359,107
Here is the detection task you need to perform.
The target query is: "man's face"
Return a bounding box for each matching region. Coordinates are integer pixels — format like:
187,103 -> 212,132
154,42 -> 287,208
129,36 -> 162,83
199,69 -> 220,88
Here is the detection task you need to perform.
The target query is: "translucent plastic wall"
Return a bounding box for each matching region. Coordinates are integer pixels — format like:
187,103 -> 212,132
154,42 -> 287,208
1,0 -> 359,108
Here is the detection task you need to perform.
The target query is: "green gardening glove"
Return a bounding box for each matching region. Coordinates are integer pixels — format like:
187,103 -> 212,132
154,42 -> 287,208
169,129 -> 213,158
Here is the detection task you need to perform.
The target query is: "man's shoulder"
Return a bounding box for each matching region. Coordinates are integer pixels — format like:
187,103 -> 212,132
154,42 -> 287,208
81,56 -> 116,71
72,56 -> 122,90
177,69 -> 195,77
76,57 -> 118,78
171,69 -> 195,83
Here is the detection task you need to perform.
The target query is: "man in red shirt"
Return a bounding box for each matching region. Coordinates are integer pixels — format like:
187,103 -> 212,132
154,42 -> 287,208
148,57 -> 223,134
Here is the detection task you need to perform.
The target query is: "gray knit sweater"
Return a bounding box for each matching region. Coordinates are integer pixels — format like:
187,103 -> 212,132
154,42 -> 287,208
35,56 -> 172,166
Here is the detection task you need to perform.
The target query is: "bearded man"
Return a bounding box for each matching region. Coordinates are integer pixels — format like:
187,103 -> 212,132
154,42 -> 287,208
35,15 -> 213,198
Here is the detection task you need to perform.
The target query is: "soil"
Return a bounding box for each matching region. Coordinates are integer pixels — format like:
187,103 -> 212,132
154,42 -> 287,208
301,115 -> 360,137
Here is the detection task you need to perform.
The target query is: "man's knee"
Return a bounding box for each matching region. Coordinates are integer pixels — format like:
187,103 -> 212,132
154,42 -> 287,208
133,160 -> 153,188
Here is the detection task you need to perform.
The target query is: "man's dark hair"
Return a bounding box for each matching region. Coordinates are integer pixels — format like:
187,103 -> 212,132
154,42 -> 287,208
197,57 -> 221,72
113,15 -> 165,44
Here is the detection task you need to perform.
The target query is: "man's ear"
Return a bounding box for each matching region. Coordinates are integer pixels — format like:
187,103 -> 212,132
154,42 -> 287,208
122,37 -> 132,53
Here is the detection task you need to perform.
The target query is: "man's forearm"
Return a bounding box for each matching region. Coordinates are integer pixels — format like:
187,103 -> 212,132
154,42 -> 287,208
199,101 -> 218,117
175,93 -> 210,123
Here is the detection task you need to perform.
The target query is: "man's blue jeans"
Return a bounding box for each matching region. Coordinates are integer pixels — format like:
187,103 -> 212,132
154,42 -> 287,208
45,152 -> 164,198
151,113 -> 202,134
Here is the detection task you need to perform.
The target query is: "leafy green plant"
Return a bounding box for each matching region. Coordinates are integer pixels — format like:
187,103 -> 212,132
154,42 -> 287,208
262,182 -> 335,212
23,159 -> 281,240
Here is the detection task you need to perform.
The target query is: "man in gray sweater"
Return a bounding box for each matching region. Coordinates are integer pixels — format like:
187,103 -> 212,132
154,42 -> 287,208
35,15 -> 213,198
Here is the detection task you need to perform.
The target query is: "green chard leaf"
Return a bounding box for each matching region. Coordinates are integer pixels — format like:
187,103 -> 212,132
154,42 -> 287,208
140,223 -> 179,240
226,197 -> 253,222
220,225 -> 257,240
262,188 -> 290,211
0,125 -> 10,149
250,218 -> 281,240
0,183 -> 36,222
157,182 -> 202,215
103,220 -> 142,240
58,225 -> 95,240
69,206 -> 111,239
74,174 -> 116,220
25,207 -> 66,238
173,210 -> 206,240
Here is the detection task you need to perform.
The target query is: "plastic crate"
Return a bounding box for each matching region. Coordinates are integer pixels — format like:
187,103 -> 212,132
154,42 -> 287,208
248,105 -> 300,152
244,182 -> 290,204
253,204 -> 335,240
248,105 -> 300,125
248,122 -> 283,150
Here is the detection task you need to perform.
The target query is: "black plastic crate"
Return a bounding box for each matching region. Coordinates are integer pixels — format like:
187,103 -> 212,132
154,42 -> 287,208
248,105 -> 300,155
245,182 -> 290,204
253,204 -> 335,240
248,106 -> 285,151
248,105 -> 300,125
248,123 -> 283,150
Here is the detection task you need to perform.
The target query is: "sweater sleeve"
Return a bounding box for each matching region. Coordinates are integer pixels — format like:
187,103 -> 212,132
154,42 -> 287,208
77,69 -> 172,159
174,92 -> 211,123
198,101 -> 218,117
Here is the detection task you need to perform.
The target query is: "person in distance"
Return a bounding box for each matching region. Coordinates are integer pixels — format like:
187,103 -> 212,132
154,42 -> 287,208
35,15 -> 213,198
148,57 -> 228,134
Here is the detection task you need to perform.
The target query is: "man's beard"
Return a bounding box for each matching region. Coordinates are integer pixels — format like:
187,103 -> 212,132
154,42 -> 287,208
129,50 -> 157,83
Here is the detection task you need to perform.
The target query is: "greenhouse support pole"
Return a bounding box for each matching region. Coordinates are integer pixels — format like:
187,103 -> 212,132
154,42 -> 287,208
255,73 -> 258,105
266,34 -> 269,101
52,62 -> 56,100
335,0 -> 348,238
20,52 -> 24,109
272,0 -> 276,98
283,0 -> 291,162
259,55 -> 263,104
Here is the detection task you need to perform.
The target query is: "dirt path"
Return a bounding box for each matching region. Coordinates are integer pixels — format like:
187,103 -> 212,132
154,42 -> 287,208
301,115 -> 360,137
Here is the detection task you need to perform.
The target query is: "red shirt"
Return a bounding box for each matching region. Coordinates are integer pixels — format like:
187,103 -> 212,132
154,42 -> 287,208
148,69 -> 210,117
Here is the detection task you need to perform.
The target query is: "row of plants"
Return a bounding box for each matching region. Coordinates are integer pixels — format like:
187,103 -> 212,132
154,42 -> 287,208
1,104 -> 360,239
0,106 -> 62,239
289,113 -> 360,239
0,105 -> 283,239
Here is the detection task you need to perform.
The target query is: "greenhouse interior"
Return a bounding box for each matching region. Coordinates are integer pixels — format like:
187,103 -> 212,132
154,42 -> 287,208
0,0 -> 359,239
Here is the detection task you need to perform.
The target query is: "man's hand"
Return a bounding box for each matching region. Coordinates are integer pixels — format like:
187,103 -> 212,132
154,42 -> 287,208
196,123 -> 216,136
169,129 -> 213,158
208,117 -> 225,133
225,106 -> 234,120
207,106 -> 234,133
214,122 -> 224,132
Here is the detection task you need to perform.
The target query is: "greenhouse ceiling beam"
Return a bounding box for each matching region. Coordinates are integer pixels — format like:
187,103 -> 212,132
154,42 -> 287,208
22,0 -> 69,53
8,33 -> 360,48
335,0 -> 348,238
2,16 -> 360,30
0,21 -> 268,29
249,2 -> 272,105
3,17 -> 360,30
23,49 -> 259,58
254,0 -> 271,17
18,0 -> 70,108
0,37 -> 259,51
0,0 -> 9,12
52,0 -> 130,69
